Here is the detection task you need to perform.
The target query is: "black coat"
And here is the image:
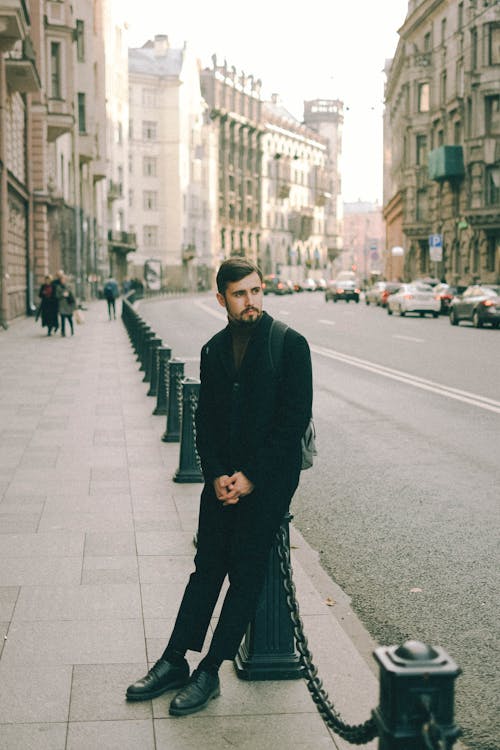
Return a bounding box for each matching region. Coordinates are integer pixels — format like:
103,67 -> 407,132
195,311 -> 312,524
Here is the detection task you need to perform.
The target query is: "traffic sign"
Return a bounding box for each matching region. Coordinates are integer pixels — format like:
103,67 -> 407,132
429,234 -> 443,262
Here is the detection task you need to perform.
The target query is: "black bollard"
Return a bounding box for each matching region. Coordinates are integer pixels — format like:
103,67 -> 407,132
136,323 -> 150,365
161,359 -> 184,443
173,378 -> 204,483
139,329 -> 154,372
234,513 -> 302,680
372,641 -> 461,749
144,336 -> 161,387
153,346 -> 172,415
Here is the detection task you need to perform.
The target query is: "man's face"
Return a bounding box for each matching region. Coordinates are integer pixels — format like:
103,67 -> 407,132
217,271 -> 263,326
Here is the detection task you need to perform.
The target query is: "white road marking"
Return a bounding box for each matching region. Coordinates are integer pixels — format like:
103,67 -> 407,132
319,319 -> 336,326
311,344 -> 500,414
392,334 -> 425,343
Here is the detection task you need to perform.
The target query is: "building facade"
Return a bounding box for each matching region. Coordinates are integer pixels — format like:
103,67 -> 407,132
259,94 -> 329,283
342,201 -> 386,282
383,0 -> 500,285
128,35 -> 211,290
0,0 -> 131,326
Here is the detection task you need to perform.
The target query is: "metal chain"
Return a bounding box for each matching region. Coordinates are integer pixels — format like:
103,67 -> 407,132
276,525 -> 378,745
188,391 -> 202,471
420,695 -> 457,750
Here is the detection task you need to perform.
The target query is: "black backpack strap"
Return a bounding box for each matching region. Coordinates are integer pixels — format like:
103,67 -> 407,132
268,319 -> 289,375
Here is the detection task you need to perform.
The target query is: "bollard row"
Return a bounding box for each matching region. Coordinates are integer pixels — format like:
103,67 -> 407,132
121,296 -> 203,484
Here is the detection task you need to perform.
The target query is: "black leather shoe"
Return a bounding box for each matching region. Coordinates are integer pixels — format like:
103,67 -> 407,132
169,668 -> 220,716
126,658 -> 189,701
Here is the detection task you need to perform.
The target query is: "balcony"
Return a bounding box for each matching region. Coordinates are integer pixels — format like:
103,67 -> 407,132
107,179 -> 123,202
78,132 -> 95,164
0,0 -> 30,52
5,37 -> 40,92
108,230 -> 136,254
428,146 -> 465,182
47,98 -> 74,141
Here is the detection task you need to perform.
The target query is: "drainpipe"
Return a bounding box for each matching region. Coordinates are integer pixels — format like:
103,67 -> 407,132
0,58 -> 9,328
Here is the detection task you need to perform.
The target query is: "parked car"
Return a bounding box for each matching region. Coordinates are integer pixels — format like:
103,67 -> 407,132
262,275 -> 291,295
315,278 -> 327,292
303,278 -> 317,292
380,282 -> 402,308
325,279 -> 360,303
387,283 -> 440,317
449,285 -> 500,328
365,281 -> 388,306
433,283 -> 460,314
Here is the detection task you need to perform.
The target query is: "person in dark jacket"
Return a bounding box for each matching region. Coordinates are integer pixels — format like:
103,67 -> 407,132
55,274 -> 76,336
126,257 -> 313,715
103,276 -> 119,320
37,275 -> 58,335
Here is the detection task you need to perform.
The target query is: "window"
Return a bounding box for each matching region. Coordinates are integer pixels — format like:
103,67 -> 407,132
485,166 -> 500,206
486,235 -> 499,272
471,27 -> 478,70
488,24 -> 500,65
117,122 -> 123,145
129,190 -> 133,208
75,20 -> 85,61
143,191 -> 158,210
418,82 -> 430,112
129,119 -> 133,139
458,3 -> 463,30
440,70 -> 447,105
142,121 -> 157,140
142,88 -> 157,107
416,134 -> 428,165
485,95 -> 500,133
143,225 -> 158,248
441,18 -> 447,45
143,157 -> 157,177
77,92 -> 86,133
424,32 -> 431,51
454,120 -> 462,145
50,42 -> 61,98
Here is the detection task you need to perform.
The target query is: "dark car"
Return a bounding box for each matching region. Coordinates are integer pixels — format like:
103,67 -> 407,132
449,285 -> 500,328
433,283 -> 460,314
262,275 -> 290,295
325,279 -> 360,303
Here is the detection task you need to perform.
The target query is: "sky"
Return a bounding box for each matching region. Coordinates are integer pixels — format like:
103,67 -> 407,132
121,1 -> 410,204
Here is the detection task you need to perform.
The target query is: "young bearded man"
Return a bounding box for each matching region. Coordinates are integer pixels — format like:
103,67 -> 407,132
126,257 -> 313,715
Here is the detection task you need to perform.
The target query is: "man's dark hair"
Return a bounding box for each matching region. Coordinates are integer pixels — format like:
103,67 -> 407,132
216,257 -> 262,294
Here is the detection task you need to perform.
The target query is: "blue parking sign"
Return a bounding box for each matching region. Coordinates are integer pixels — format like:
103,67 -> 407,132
429,234 -> 443,261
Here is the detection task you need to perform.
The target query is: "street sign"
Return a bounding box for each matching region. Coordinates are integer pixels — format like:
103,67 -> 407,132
429,234 -> 443,262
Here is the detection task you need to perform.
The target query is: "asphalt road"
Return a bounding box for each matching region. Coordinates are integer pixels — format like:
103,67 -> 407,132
139,291 -> 500,750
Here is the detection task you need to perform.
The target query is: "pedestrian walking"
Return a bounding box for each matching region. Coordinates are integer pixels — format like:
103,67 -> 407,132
37,275 -> 58,335
126,257 -> 313,716
56,275 -> 76,336
103,276 -> 119,320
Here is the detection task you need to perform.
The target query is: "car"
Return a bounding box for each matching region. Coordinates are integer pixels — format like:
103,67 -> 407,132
325,279 -> 360,303
262,275 -> 290,295
315,278 -> 327,292
433,283 -> 460,314
380,282 -> 402,308
387,283 -> 440,317
449,285 -> 500,328
303,278 -> 317,292
365,281 -> 388,306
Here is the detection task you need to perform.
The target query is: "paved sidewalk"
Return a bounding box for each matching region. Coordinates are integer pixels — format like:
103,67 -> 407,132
0,302 -> 379,750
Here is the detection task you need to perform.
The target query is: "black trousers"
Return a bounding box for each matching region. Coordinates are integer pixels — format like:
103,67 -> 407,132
106,298 -> 116,319
167,484 -> 291,662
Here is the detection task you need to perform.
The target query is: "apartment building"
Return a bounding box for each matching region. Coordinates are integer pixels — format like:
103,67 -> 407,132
384,0 -> 500,285
260,94 -> 329,283
128,35 -> 211,290
200,56 -> 264,273
0,0 -> 127,326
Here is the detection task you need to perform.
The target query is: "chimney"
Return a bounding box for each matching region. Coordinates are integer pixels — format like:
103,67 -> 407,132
154,34 -> 169,57
271,93 -> 280,104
